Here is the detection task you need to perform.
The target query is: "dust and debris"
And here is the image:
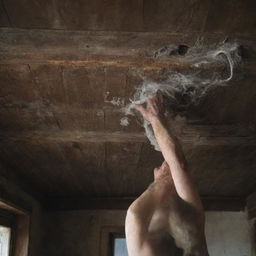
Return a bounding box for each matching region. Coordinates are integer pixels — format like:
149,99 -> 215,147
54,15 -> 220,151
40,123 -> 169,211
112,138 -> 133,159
104,91 -> 125,107
106,42 -> 242,151
120,117 -> 129,126
96,110 -> 104,117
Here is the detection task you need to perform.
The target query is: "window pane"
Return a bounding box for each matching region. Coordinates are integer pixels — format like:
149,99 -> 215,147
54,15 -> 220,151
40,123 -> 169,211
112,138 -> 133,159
0,226 -> 11,256
114,238 -> 128,256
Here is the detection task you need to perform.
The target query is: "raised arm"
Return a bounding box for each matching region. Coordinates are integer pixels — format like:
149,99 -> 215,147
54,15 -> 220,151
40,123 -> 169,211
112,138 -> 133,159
135,94 -> 204,212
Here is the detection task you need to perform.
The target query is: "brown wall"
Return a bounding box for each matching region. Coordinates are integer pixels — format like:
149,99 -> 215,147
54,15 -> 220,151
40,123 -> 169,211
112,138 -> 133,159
41,210 -> 126,256
28,205 -> 43,256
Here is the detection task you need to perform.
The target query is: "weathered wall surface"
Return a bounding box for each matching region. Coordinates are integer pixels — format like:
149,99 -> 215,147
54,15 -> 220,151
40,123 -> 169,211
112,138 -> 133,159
41,210 -> 125,256
205,212 -> 253,256
41,210 -> 254,256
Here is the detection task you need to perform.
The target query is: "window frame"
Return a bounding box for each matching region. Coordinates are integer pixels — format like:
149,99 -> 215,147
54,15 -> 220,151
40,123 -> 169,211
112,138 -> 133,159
111,235 -> 128,256
0,199 -> 30,256
100,226 -> 126,256
0,209 -> 16,256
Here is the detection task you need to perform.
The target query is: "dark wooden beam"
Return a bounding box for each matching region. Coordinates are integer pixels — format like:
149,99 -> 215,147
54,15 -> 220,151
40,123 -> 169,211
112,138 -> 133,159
44,196 -> 245,211
0,28 -> 255,69
0,131 -> 146,143
0,125 -> 255,145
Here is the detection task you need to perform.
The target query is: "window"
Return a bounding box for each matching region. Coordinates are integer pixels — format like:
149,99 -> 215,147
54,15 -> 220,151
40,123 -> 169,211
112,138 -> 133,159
100,226 -> 127,256
0,200 -> 30,256
0,226 -> 11,256
113,237 -> 128,256
0,209 -> 14,256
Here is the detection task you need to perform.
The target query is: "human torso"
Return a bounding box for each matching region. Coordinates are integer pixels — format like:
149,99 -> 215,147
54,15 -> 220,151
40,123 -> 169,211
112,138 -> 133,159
147,182 -> 209,256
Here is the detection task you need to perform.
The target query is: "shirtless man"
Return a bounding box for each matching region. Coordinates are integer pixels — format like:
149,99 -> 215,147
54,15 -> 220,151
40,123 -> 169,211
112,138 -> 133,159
125,94 -> 209,256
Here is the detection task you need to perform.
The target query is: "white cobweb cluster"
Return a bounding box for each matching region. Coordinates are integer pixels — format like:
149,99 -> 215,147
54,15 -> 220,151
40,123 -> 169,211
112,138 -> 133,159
105,42 -> 242,151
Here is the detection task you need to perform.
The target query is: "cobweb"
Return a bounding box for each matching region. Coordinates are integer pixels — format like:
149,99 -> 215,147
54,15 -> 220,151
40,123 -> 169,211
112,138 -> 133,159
105,42 -> 242,150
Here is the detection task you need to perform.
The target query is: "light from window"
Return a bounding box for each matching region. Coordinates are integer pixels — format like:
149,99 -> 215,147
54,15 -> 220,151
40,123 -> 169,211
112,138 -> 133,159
0,226 -> 11,256
113,238 -> 128,256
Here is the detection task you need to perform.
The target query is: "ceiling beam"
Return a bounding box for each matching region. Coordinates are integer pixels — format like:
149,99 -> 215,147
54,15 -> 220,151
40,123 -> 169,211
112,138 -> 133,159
44,196 -> 245,211
0,28 -> 255,69
0,125 -> 255,146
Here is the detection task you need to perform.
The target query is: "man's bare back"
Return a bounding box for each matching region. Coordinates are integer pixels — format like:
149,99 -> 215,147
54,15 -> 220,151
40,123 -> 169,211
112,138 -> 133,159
125,94 -> 209,256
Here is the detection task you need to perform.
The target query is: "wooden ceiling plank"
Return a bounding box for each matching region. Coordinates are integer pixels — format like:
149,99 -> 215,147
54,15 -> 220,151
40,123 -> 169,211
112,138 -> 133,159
1,28 -> 255,69
0,127 -> 255,145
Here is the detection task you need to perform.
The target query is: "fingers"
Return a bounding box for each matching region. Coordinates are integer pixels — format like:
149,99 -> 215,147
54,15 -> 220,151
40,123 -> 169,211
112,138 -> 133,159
157,92 -> 164,104
147,96 -> 159,110
147,97 -> 154,108
135,104 -> 147,117
156,92 -> 165,108
135,92 -> 165,121
147,92 -> 165,114
147,91 -> 163,106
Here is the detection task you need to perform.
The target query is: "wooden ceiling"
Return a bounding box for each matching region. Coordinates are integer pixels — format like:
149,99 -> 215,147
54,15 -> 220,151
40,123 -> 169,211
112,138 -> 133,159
0,0 -> 256,209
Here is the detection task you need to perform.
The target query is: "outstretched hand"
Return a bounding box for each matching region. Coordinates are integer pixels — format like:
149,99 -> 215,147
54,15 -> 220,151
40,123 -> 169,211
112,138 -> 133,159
153,161 -> 171,180
135,92 -> 165,123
